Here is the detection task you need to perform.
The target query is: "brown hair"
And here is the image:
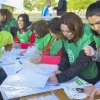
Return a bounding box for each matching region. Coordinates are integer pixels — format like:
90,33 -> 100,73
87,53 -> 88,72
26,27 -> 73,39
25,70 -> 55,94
48,17 -> 63,39
17,13 -> 30,31
59,12 -> 83,44
0,9 -> 12,21
31,20 -> 49,37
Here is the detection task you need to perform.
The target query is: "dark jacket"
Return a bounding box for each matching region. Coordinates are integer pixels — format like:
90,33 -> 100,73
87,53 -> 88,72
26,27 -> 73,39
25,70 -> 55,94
54,0 -> 67,16
56,41 -> 100,85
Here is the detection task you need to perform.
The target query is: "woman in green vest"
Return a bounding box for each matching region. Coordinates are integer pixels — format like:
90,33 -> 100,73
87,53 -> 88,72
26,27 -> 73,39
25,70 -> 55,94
30,18 -> 63,64
20,19 -> 51,55
0,30 -> 13,83
0,30 -> 13,100
0,9 -> 18,38
31,19 -> 51,51
13,14 -> 36,49
81,2 -> 100,100
48,12 -> 100,85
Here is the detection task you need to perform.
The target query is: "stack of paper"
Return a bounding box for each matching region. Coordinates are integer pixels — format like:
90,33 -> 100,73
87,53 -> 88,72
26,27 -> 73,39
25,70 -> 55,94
0,73 -> 49,98
1,72 -> 61,99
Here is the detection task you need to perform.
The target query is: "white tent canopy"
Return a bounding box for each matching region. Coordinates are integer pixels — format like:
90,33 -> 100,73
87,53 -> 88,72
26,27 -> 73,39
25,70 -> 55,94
0,0 -> 24,8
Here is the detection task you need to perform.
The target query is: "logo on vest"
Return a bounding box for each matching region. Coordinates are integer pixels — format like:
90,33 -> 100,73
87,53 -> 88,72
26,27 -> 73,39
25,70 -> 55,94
20,39 -> 25,43
68,49 -> 74,62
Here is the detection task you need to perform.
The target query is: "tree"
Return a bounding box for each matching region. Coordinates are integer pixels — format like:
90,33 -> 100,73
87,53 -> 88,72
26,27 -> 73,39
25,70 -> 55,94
4,5 -> 15,13
24,0 -> 57,11
68,0 -> 96,10
24,0 -> 34,11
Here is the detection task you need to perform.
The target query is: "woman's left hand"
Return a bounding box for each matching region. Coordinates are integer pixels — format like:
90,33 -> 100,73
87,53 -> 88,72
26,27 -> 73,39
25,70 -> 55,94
84,86 -> 96,95
13,42 -> 20,48
38,50 -> 44,55
30,56 -> 41,63
48,72 -> 58,84
89,88 -> 100,100
4,43 -> 13,52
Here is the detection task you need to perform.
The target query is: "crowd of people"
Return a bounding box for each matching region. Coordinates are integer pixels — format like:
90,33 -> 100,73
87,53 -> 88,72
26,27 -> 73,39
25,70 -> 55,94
0,0 -> 100,100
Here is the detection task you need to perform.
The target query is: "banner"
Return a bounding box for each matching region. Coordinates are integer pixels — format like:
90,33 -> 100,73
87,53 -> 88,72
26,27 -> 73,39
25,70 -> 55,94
0,0 -> 24,8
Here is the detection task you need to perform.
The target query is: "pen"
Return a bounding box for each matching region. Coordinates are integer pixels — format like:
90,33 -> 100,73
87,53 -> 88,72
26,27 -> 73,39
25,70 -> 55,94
48,83 -> 60,86
16,68 -> 23,73
57,64 -> 59,69
19,61 -> 22,65
54,84 -> 59,86
16,57 -> 20,59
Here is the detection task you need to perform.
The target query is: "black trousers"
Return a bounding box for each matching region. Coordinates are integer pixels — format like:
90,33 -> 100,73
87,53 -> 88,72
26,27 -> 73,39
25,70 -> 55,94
0,67 -> 7,85
0,92 -> 4,100
0,67 -> 7,100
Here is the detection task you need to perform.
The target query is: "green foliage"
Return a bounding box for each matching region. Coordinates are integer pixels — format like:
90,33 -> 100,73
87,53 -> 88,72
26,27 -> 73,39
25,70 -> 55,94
24,0 -> 34,11
5,0 -> 97,12
24,0 -> 57,11
4,5 -> 16,13
68,0 -> 96,10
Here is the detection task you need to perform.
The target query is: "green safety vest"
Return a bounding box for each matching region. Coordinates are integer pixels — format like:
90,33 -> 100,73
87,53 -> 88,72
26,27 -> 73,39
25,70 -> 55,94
17,29 -> 33,43
64,31 -> 98,79
50,37 -> 62,55
35,33 -> 51,50
0,17 -> 18,32
0,31 -> 13,56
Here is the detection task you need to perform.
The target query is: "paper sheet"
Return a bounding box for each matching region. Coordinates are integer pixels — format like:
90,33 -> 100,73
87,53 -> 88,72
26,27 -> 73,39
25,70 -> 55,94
34,64 -> 58,76
60,77 -> 92,99
48,6 -> 53,13
0,57 -> 15,65
1,48 -> 61,99
95,81 -> 100,88
24,73 -> 49,88
1,74 -> 61,99
2,61 -> 23,75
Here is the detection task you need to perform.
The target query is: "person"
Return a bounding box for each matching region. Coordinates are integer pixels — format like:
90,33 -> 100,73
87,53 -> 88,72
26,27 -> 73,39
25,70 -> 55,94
83,2 -> 100,100
30,18 -> 63,64
20,20 -> 51,55
0,30 -> 13,100
0,30 -> 13,84
96,0 -> 100,3
42,0 -> 52,22
88,88 -> 100,100
48,12 -> 100,85
53,0 -> 67,16
31,20 -> 51,51
13,14 -> 36,49
0,9 -> 18,38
